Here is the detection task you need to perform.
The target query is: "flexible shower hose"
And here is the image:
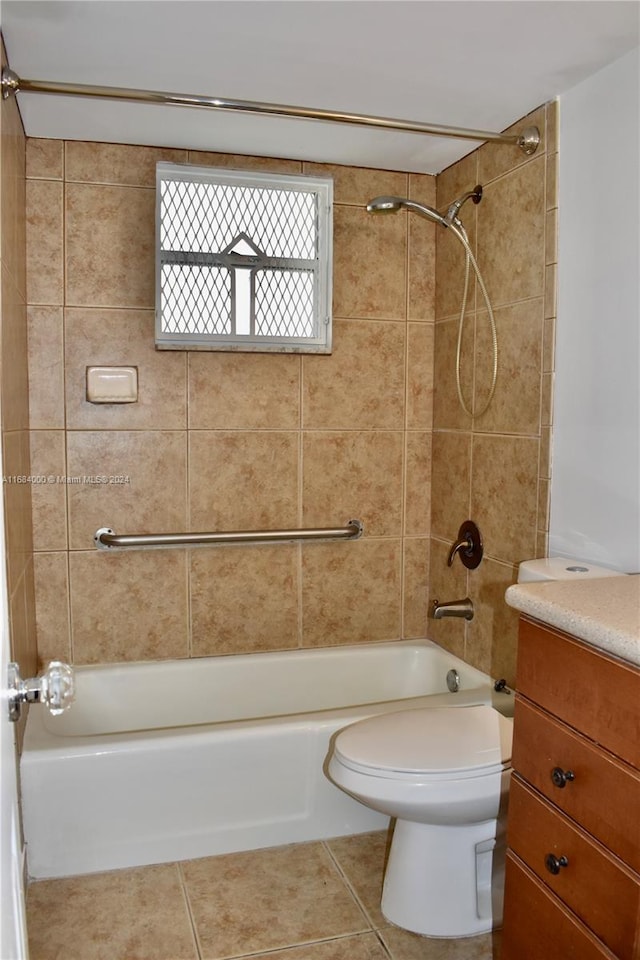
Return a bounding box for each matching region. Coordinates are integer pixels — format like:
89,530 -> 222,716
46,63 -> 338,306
448,221 -> 498,418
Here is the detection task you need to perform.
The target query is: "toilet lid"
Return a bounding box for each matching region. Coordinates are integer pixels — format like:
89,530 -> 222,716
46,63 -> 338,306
333,705 -> 512,778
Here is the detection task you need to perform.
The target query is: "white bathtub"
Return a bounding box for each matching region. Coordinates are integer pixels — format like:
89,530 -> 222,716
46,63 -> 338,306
21,639 -> 509,879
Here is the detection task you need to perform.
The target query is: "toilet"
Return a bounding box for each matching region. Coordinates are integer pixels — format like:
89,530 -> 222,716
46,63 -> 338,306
327,555 -> 622,939
328,704 -> 512,938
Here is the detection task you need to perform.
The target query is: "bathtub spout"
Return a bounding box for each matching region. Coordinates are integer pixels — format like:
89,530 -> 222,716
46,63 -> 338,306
431,598 -> 474,621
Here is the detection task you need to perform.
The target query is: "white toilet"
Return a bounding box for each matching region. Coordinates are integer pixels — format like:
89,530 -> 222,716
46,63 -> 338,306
328,555 -> 623,939
328,704 -> 512,938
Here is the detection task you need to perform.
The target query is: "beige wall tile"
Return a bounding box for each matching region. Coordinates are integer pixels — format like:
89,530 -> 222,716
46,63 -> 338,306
403,538 -> 430,638
65,183 -> 155,307
404,433 -> 431,536
303,161 -> 408,206
333,205 -> 406,320
426,537 -> 467,658
540,426 -> 551,479
2,265 -> 29,432
27,863 -> 198,960
66,141 -> 187,186
436,151 -> 479,210
545,207 -> 558,265
546,152 -> 558,211
26,140 -> 435,663
28,306 -> 65,429
478,105 -> 546,185
26,179 -> 63,305
408,215 -> 436,321
3,430 -> 33,594
546,99 -> 559,153
541,372 -> 554,426
435,212 -> 477,320
189,351 -> 300,429
432,316 -> 473,432
64,308 -> 187,429
303,319 -> 405,430
189,431 -> 299,531
544,262 -> 557,319
70,551 -> 189,663
471,435 -> 539,563
2,90 -> 27,294
430,431 -> 471,540
30,431 -> 67,551
408,174 -> 437,322
465,557 -> 519,683
475,299 -> 543,436
26,138 -> 64,180
302,539 -> 402,646
33,552 -> 71,666
543,317 -> 555,373
406,323 -> 433,430
476,156 -> 546,307
302,432 -> 403,538
66,431 -> 187,549
190,545 -> 298,656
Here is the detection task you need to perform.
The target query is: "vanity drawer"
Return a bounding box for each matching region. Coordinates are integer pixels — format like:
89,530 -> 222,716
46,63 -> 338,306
508,776 -> 640,959
517,618 -> 640,768
512,697 -> 640,872
502,853 -> 617,960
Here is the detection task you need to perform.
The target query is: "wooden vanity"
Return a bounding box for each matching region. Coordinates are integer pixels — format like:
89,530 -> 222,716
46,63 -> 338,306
502,578 -> 640,960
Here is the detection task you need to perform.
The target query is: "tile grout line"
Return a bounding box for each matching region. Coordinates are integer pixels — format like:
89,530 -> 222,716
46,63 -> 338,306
176,861 -> 204,960
320,839 -> 380,933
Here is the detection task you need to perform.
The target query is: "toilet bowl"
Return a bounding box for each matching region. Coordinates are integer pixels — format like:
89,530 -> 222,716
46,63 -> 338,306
327,704 -> 512,938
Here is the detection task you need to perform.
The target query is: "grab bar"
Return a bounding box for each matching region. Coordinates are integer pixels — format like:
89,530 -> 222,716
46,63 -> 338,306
94,520 -> 364,550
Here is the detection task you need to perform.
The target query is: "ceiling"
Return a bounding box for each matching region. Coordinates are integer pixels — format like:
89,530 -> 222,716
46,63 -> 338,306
2,0 -> 639,173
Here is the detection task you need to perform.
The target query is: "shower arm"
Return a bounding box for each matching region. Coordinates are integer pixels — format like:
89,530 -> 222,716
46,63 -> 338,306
1,68 -> 540,155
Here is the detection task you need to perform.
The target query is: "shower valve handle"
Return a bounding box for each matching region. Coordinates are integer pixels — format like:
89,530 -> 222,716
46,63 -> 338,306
7,660 -> 75,723
447,520 -> 483,570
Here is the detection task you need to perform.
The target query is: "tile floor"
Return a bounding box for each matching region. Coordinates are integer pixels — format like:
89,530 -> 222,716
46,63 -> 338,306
26,831 -> 499,960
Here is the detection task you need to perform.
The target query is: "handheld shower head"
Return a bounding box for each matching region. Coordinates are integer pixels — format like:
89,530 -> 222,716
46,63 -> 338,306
367,196 -> 448,228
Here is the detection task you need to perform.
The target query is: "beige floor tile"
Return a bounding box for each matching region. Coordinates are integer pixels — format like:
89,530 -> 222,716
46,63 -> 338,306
26,864 -> 199,960
325,831 -> 389,928
181,842 -> 369,959
257,932 -> 390,958
380,926 -> 495,960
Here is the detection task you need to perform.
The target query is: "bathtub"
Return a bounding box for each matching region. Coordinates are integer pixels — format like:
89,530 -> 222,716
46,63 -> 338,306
21,639 -> 510,879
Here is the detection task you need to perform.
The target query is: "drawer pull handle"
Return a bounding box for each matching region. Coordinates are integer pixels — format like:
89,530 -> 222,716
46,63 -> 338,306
551,766 -> 575,788
545,853 -> 569,875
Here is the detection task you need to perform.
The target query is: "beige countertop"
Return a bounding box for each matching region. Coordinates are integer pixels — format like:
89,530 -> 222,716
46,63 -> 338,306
505,574 -> 640,667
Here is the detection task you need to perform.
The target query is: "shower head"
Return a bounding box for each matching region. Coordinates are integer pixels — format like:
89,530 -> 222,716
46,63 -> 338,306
367,196 -> 448,228
368,186 -> 483,232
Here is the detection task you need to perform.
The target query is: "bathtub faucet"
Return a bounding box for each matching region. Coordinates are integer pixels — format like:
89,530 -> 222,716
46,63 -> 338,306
430,598 -> 474,621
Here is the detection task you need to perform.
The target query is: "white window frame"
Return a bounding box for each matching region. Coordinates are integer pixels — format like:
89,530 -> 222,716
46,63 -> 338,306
155,163 -> 333,353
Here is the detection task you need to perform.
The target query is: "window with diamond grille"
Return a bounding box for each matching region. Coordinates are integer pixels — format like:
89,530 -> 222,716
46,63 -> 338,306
155,163 -> 333,353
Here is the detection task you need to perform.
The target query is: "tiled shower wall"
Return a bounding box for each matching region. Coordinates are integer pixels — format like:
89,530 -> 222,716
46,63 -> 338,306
1,40 -> 37,686
26,142 -> 436,665
429,103 -> 558,685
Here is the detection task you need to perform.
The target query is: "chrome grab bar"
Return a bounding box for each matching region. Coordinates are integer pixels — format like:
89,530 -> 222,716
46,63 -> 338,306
94,520 -> 363,550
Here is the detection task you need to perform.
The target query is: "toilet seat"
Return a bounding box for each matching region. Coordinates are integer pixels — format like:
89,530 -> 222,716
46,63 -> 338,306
333,705 -> 512,781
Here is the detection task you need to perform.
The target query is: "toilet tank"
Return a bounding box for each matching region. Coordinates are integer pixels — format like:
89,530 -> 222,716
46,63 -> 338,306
517,557 -> 624,583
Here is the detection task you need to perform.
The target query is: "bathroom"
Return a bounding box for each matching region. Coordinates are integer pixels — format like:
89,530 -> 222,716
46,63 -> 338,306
1,3 -> 638,958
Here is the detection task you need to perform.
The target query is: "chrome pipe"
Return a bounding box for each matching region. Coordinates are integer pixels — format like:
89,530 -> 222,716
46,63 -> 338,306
94,520 -> 363,550
1,68 -> 540,154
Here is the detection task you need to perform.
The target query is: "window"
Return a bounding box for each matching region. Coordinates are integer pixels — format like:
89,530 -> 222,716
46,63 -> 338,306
155,163 -> 333,353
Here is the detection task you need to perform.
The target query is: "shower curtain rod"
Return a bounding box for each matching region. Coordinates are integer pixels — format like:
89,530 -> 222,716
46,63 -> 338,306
1,67 -> 540,155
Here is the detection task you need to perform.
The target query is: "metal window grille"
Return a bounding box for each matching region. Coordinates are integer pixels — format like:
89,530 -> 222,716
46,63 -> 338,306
156,163 -> 333,353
